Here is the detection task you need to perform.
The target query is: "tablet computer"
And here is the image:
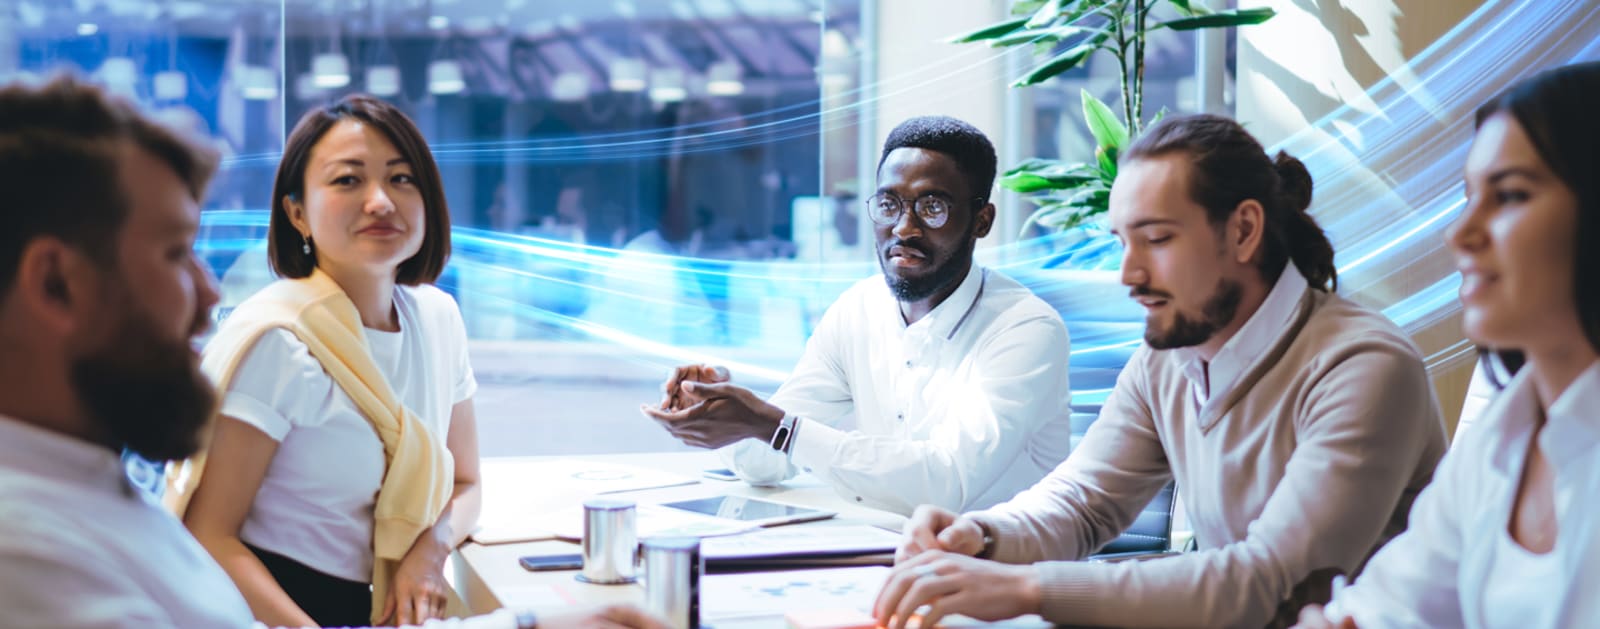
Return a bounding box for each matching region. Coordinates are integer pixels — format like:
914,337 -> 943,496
658,496 -> 836,527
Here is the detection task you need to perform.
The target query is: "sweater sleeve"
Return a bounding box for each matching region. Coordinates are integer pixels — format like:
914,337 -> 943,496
966,347 -> 1171,562
994,344 -> 1442,628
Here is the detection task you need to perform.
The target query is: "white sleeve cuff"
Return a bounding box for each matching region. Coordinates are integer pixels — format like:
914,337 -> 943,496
790,417 -> 846,475
220,392 -> 291,441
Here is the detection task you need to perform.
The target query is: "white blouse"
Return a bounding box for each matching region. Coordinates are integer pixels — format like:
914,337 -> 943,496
214,284 -> 477,582
1326,360 -> 1600,628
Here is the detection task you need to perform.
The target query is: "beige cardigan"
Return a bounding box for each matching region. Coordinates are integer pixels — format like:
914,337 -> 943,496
969,284 -> 1448,628
169,270 -> 454,624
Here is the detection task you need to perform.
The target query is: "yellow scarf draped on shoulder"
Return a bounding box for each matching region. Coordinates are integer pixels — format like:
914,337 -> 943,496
166,269 -> 453,625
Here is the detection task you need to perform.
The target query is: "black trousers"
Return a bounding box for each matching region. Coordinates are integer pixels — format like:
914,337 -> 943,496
245,542 -> 371,628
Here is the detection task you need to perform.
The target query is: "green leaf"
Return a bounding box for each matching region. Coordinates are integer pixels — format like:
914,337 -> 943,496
1001,169 -> 1102,193
1025,0 -> 1066,29
1096,145 -> 1118,180
1011,42 -> 1096,87
1010,0 -> 1049,17
989,25 -> 1089,47
1002,157 -> 1061,176
946,16 -> 1030,43
1157,7 -> 1276,31
1081,89 -> 1129,151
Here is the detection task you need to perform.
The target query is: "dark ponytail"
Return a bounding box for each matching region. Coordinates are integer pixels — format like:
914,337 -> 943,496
1270,152 -> 1337,291
1125,114 -> 1338,292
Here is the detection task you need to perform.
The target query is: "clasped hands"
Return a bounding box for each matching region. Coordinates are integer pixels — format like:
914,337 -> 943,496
639,364 -> 785,449
872,505 -> 1042,629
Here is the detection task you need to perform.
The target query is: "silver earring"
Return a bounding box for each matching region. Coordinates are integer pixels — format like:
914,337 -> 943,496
302,235 -> 312,255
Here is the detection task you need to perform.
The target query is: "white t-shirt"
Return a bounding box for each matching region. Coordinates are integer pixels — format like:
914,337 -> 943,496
218,284 -> 477,582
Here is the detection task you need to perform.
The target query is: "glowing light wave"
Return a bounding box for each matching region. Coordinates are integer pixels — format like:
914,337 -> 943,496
199,0 -> 1600,411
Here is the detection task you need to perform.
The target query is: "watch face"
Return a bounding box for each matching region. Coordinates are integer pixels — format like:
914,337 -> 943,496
770,425 -> 791,451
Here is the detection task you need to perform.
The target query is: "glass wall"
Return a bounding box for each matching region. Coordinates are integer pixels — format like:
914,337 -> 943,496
4,0 -> 874,456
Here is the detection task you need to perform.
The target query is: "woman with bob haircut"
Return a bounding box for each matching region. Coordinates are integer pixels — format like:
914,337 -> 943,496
1295,61 -> 1600,628
179,94 -> 480,627
167,94 -> 656,627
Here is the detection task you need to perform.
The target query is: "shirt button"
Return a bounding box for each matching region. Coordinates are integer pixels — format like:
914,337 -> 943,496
896,413 -> 904,421
904,360 -> 912,367
856,497 -> 863,502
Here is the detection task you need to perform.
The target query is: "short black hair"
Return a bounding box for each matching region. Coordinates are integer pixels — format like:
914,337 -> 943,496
877,115 -> 997,202
0,74 -> 217,299
269,94 -> 450,285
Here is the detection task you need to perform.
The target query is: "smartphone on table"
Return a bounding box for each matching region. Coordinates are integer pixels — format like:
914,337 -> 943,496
519,553 -> 584,572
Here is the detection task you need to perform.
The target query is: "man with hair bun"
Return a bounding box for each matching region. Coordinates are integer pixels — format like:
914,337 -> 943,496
876,114 -> 1448,629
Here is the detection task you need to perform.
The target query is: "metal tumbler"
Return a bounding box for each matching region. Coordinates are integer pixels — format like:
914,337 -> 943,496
642,537 -> 701,629
577,498 -> 638,584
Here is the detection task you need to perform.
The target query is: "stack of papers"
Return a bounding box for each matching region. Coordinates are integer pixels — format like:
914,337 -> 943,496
701,525 -> 901,562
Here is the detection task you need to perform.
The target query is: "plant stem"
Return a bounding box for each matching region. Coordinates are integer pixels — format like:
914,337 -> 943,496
1114,1 -> 1134,131
1132,0 -> 1146,134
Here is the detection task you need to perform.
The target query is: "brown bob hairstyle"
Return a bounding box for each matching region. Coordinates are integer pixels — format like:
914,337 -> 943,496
267,94 -> 450,285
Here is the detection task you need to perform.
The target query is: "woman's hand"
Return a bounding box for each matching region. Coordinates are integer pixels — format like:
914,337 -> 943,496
380,533 -> 451,625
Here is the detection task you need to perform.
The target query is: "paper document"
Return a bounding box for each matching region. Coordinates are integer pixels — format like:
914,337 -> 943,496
701,567 -> 1054,628
472,458 -> 699,544
701,525 -> 901,560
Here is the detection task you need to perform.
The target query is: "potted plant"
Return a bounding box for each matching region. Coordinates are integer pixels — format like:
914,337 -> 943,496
950,0 -> 1276,235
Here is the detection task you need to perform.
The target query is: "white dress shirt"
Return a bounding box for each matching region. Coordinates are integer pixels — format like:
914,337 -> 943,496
0,414 -> 527,629
1327,360 -> 1600,628
721,264 -> 1073,514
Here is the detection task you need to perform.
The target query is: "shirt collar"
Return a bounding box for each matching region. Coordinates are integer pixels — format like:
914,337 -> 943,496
0,413 -> 134,498
1177,266 -> 1309,401
1541,359 -> 1600,468
899,263 -> 987,342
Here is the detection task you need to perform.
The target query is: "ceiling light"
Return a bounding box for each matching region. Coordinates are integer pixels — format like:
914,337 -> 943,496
76,23 -> 98,36
648,68 -> 686,103
609,58 -> 646,92
366,65 -> 401,97
706,59 -> 743,96
154,70 -> 186,101
428,60 -> 465,95
551,71 -> 589,102
239,65 -> 278,100
311,53 -> 350,89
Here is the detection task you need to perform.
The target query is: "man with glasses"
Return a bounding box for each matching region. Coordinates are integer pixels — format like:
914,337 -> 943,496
642,116 -> 1072,514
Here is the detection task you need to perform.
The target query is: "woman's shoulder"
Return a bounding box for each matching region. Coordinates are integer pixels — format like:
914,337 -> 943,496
396,283 -> 462,315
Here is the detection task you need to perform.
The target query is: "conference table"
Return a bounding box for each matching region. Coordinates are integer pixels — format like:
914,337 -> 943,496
453,451 -> 918,625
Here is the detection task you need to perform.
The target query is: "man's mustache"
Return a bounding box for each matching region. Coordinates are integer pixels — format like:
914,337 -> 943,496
883,239 -> 930,257
1129,285 -> 1175,301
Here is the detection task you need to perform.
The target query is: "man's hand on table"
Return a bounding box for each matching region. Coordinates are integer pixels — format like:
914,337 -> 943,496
896,505 -> 986,562
641,364 -> 785,449
1291,605 -> 1359,629
872,550 -> 1041,629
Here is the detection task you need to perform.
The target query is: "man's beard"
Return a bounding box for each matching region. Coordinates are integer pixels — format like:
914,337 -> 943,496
1141,278 -> 1244,350
882,233 -> 975,302
70,303 -> 215,462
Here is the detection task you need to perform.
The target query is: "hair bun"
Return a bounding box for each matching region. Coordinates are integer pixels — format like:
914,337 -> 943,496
1273,151 -> 1313,213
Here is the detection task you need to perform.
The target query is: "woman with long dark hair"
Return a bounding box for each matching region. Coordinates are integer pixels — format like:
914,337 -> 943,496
1296,61 -> 1600,628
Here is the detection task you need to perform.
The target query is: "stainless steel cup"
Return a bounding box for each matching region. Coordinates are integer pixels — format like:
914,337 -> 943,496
642,537 -> 701,629
576,499 -> 637,584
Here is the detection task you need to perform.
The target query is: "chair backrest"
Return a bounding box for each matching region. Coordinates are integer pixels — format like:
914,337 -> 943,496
1068,410 -> 1178,556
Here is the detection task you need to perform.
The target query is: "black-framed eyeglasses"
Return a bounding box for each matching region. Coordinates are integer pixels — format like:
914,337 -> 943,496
865,192 -> 982,230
